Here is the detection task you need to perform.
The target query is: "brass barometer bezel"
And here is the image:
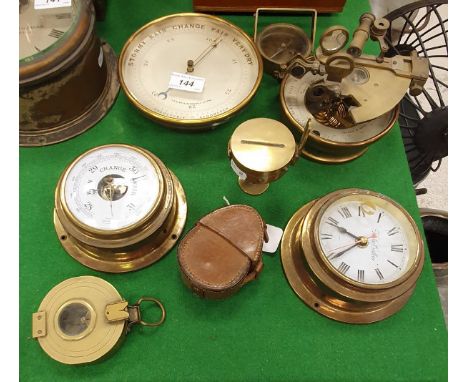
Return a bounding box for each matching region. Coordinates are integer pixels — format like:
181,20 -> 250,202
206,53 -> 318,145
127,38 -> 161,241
281,188 -> 424,323
32,276 -> 166,364
54,144 -> 187,273
118,13 -> 263,130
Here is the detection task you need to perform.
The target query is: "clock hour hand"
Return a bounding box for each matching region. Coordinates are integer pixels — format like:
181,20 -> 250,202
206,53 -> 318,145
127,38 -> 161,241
329,223 -> 360,240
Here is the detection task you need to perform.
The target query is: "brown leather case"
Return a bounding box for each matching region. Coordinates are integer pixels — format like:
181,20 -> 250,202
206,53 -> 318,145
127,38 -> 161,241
177,205 -> 267,299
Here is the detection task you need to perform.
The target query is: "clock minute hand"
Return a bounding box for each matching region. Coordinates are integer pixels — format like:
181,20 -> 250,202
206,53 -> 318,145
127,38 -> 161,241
328,241 -> 360,260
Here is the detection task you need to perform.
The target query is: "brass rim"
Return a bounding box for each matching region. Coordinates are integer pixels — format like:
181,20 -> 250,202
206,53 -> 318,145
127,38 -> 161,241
280,201 -> 417,323
57,144 -> 166,237
310,189 -> 423,291
299,145 -> 367,163
54,171 -> 187,273
279,74 -> 400,148
118,13 -> 263,128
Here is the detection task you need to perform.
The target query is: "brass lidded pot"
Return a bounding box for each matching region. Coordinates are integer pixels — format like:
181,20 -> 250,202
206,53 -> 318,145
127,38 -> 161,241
54,144 -> 187,273
228,118 -> 310,195
19,0 -> 119,146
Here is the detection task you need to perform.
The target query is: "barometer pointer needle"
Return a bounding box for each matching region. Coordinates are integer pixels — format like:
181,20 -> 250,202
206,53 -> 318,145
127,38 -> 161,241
158,35 -> 223,99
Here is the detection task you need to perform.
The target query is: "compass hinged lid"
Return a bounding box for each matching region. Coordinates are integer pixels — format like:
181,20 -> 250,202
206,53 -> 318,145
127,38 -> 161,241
178,205 -> 266,299
230,118 -> 297,173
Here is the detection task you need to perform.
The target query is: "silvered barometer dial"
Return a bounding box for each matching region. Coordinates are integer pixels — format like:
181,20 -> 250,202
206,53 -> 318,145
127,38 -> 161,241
54,144 -> 187,273
119,13 -> 263,130
281,188 -> 424,323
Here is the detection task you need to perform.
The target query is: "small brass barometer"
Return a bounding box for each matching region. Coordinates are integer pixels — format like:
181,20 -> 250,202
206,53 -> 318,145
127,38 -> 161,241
54,144 -> 187,273
281,189 -> 424,323
19,0 -> 119,146
119,13 -> 263,130
32,276 -> 166,364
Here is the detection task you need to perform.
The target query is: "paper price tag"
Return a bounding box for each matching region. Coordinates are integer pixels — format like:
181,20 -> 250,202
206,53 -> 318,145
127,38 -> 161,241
35,0 -> 72,10
168,72 -> 205,93
262,224 -> 283,254
230,160 -> 247,181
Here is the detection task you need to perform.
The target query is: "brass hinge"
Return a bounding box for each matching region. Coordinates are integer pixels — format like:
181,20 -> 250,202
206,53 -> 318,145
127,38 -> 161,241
32,311 -> 46,338
105,301 -> 129,322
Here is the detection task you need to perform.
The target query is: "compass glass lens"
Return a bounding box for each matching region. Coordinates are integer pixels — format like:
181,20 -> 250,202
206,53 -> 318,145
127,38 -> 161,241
120,14 -> 261,125
317,193 -> 417,285
63,146 -> 160,231
19,0 -> 82,63
58,302 -> 91,337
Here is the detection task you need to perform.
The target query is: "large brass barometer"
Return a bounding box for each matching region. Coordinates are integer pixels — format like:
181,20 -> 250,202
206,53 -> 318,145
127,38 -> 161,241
281,189 -> 424,323
54,144 -> 187,273
119,13 -> 263,130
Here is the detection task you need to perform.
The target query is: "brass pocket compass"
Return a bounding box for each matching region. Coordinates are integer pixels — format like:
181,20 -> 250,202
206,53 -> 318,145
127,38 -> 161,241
119,13 -> 263,130
32,276 -> 166,364
281,189 -> 424,323
54,144 -> 187,273
228,117 -> 310,195
19,0 -> 119,146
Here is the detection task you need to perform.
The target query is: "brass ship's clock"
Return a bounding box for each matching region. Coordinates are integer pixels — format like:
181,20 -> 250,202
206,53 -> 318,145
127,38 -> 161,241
54,144 -> 187,273
119,13 -> 263,130
281,188 -> 424,323
19,0 -> 119,146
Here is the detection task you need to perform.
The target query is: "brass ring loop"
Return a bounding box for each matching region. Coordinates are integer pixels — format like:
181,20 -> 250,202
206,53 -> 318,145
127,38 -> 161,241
135,297 -> 166,327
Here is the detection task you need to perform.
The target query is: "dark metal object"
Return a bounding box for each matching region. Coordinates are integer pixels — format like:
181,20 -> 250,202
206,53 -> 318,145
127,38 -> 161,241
420,209 -> 448,325
93,0 -> 107,21
19,2 -> 119,147
383,0 -> 448,185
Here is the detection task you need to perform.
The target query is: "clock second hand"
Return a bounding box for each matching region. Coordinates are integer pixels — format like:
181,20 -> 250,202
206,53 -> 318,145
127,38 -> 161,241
327,237 -> 367,260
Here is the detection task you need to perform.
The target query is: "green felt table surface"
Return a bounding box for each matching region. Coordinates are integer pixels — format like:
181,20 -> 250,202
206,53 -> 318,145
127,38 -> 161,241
19,0 -> 448,381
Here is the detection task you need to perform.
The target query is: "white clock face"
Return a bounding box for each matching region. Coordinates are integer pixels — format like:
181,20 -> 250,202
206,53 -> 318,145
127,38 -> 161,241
317,195 -> 412,285
63,146 -> 160,231
120,14 -> 261,125
282,72 -> 396,143
19,0 -> 80,62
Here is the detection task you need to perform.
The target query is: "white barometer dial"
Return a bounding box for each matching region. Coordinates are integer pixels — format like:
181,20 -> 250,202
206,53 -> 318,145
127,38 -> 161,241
119,13 -> 263,129
63,145 -> 160,231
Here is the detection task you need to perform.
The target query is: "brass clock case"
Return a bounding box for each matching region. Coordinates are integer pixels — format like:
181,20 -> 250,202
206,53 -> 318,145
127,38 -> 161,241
281,189 -> 424,323
53,145 -> 187,273
227,118 -> 307,195
280,73 -> 399,163
19,0 -> 120,147
32,276 -> 165,364
118,13 -> 263,131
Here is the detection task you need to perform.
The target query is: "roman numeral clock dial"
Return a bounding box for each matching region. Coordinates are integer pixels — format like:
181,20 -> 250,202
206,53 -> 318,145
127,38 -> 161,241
281,189 -> 424,324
